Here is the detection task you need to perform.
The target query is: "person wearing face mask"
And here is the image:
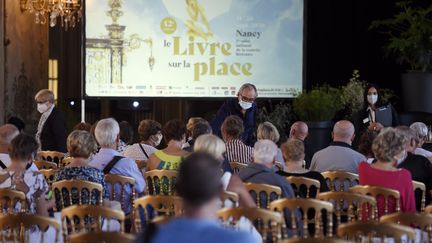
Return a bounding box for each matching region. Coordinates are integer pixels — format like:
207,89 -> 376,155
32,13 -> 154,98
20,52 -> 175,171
358,127 -> 416,217
358,84 -> 399,132
395,126 -> 432,212
123,120 -> 162,161
183,121 -> 212,152
211,83 -> 258,147
146,120 -> 190,171
34,89 -> 67,152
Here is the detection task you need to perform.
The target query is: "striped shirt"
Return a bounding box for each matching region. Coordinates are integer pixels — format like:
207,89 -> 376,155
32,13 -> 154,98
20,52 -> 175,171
226,139 -> 253,165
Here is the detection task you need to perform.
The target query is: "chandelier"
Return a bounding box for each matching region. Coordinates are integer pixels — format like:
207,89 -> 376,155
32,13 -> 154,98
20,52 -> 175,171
20,0 -> 82,29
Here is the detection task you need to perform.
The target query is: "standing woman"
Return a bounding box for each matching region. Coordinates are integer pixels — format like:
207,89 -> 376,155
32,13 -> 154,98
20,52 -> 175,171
358,84 -> 399,132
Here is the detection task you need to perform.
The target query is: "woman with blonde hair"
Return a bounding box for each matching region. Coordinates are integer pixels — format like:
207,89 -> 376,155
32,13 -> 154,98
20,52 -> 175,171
257,122 -> 285,166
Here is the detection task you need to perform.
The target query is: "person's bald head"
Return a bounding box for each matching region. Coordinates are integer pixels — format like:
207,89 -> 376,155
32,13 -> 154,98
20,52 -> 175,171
290,121 -> 308,141
332,120 -> 355,144
0,124 -> 20,152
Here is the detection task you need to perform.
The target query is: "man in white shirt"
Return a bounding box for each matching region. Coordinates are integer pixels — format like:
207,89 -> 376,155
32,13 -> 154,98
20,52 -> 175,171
410,122 -> 432,160
0,124 -> 38,171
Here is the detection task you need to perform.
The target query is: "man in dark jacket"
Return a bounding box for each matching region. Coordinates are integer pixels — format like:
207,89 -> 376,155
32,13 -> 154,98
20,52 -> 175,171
210,83 -> 258,146
34,89 -> 67,152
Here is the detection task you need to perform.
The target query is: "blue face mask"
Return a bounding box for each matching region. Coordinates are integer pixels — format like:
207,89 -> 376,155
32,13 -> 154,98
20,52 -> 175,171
238,100 -> 252,110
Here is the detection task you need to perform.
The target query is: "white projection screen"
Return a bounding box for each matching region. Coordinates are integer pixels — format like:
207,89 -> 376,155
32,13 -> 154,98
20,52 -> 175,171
85,0 -> 304,98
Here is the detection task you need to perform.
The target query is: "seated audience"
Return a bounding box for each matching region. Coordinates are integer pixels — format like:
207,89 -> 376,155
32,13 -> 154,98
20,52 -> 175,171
118,121 -> 134,153
222,115 -> 253,164
7,116 -> 25,132
54,130 -> 110,210
0,134 -> 52,215
289,121 -> 312,168
89,118 -> 145,213
410,122 -> 432,159
358,128 -> 416,216
310,120 -> 366,173
147,120 -> 189,170
396,126 -> 432,210
73,122 -> 92,132
277,139 -> 329,198
194,134 -> 255,207
184,117 -> 206,149
123,120 -> 162,161
148,152 -> 259,243
183,121 -> 212,152
0,124 -> 38,172
257,122 -> 285,166
357,129 -> 379,164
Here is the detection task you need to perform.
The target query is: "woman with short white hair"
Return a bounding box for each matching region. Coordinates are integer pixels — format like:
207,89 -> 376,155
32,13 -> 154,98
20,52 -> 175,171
410,122 -> 432,159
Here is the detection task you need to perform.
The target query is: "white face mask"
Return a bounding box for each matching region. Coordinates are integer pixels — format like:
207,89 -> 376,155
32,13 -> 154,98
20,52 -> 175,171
37,102 -> 50,114
151,133 -> 163,147
238,100 -> 253,110
367,94 -> 378,105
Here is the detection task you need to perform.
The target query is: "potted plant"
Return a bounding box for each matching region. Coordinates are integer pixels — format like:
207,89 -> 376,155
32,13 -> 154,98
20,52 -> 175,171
370,0 -> 432,113
257,102 -> 293,144
293,85 -> 343,154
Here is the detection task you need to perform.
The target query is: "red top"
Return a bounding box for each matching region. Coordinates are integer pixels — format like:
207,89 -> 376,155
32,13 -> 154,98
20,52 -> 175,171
358,162 -> 416,217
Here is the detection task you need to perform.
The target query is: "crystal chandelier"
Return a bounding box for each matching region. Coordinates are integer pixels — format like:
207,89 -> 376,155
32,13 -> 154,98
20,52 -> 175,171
20,0 -> 82,29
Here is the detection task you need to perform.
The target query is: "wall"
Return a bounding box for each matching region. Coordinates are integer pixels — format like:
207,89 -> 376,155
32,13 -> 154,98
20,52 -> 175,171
0,1 -> 4,123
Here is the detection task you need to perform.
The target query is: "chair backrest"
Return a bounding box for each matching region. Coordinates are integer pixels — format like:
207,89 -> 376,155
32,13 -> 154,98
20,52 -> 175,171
287,176 -> 321,198
52,179 -> 103,211
412,180 -> 426,212
270,198 -> 334,238
244,182 -> 282,209
0,188 -> 27,214
349,185 -> 400,217
337,221 -> 416,243
321,171 -> 359,192
60,157 -> 74,168
105,174 -> 136,212
144,170 -> 178,195
221,191 -> 239,208
0,214 -> 60,243
229,162 -> 247,174
39,169 -> 58,188
61,205 -> 125,239
37,151 -> 66,164
280,238 -> 351,243
317,191 -> 377,225
34,159 -> 58,170
425,205 -> 432,214
217,207 -> 284,242
380,212 -> 432,243
68,232 -> 135,243
133,195 -> 183,232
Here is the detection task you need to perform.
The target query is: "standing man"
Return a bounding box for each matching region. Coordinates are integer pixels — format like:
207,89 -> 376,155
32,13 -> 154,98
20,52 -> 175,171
211,83 -> 258,146
34,89 -> 67,152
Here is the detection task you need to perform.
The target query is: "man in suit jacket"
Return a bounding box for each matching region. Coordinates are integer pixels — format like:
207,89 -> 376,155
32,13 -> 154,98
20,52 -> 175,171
34,89 -> 67,152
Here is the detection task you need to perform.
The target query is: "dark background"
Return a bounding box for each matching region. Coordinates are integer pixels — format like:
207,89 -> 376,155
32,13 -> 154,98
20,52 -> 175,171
50,0 -> 412,136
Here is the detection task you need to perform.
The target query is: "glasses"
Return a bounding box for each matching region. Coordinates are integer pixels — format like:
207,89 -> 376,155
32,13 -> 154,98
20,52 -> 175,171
240,95 -> 255,103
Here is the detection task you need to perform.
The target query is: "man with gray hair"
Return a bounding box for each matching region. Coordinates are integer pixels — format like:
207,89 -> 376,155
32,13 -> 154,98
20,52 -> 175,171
211,83 -> 258,146
410,122 -> 432,159
310,120 -> 365,173
89,118 -> 145,214
0,124 -> 38,172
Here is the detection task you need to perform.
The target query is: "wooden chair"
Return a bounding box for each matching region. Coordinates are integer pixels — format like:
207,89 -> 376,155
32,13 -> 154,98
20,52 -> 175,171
287,176 -> 321,198
380,212 -> 432,242
317,191 -> 377,225
37,150 -> 66,164
52,179 -> 103,212
39,169 -> 58,188
221,191 -> 239,208
270,198 -> 334,238
321,171 -> 359,192
229,162 -> 247,174
337,221 -> 416,243
0,214 -> 60,242
349,185 -> 400,217
105,174 -> 136,213
412,180 -> 426,212
0,188 -> 27,214
60,157 -> 74,168
425,205 -> 432,214
61,205 -> 125,240
244,182 -> 282,209
133,195 -> 183,232
144,170 -> 178,195
280,238 -> 351,243
217,207 -> 284,242
68,232 -> 135,243
34,159 -> 58,170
